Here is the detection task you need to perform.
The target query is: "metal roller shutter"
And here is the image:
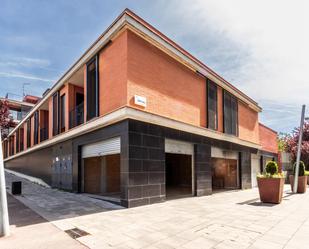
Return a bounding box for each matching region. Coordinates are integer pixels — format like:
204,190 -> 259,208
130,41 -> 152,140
165,139 -> 193,155
82,137 -> 121,158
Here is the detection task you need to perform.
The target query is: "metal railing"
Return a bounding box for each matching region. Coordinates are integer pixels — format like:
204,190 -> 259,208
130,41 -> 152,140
40,127 -> 48,142
69,102 -> 84,129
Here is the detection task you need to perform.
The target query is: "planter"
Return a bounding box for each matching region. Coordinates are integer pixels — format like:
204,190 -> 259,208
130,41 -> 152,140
257,177 -> 285,204
307,176 -> 309,185
289,175 -> 307,193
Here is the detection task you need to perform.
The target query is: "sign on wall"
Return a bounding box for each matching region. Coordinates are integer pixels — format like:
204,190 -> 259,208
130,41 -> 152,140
134,95 -> 147,107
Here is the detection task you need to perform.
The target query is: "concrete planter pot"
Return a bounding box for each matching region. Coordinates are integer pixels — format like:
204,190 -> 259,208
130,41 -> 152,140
289,175 -> 307,193
257,177 -> 284,204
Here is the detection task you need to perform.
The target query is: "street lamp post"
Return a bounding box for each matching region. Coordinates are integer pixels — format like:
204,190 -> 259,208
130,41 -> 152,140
293,105 -> 306,194
0,134 -> 9,237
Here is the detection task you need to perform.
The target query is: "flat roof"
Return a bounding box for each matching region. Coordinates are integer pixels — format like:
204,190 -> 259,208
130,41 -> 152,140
6,8 -> 262,138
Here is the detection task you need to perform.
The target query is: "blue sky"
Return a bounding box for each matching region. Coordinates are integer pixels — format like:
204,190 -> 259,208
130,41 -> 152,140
0,0 -> 308,133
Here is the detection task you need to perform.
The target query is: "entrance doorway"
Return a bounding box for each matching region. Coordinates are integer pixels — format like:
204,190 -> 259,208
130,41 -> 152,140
165,153 -> 193,199
83,154 -> 121,200
211,158 -> 239,190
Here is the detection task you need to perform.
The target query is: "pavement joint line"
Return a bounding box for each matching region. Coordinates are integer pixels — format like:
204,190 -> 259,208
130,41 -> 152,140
282,211 -> 309,248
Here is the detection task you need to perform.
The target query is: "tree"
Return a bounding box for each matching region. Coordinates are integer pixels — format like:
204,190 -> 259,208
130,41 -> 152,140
277,132 -> 289,152
0,99 -> 14,139
285,121 -> 309,170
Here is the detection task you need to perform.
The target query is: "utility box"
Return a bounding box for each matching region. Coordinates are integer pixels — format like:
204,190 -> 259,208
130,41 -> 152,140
12,181 -> 22,195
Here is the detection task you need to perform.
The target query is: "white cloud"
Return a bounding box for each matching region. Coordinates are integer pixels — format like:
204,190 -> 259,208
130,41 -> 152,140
151,0 -> 308,132
0,56 -> 51,69
0,71 -> 54,82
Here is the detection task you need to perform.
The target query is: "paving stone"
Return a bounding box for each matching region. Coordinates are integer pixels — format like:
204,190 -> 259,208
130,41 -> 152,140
5,171 -> 309,249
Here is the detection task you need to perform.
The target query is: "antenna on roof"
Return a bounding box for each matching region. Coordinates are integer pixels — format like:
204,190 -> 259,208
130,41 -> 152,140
22,83 -> 30,97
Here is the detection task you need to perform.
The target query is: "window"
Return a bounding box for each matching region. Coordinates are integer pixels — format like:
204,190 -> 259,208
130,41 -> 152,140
34,111 -> 39,145
60,94 -> 66,133
207,80 -> 218,130
4,140 -> 8,158
223,91 -> 238,136
52,92 -> 59,136
86,56 -> 99,121
10,136 -> 14,156
15,130 -> 19,153
20,128 -> 24,152
27,119 -> 31,148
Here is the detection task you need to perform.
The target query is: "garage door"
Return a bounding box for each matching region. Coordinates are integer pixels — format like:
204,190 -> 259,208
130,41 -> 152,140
82,137 -> 120,158
251,153 -> 261,187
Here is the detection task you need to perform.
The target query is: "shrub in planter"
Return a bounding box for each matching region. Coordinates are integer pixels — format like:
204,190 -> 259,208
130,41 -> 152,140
257,161 -> 285,204
289,161 -> 307,193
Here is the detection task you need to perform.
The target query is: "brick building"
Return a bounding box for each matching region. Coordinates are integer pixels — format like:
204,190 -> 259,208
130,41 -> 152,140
2,9 -> 277,208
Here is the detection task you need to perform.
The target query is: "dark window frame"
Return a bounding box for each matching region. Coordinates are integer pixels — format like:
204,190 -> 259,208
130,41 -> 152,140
20,128 -> 24,152
10,136 -> 14,156
27,119 -> 31,148
86,55 -> 99,121
4,140 -> 8,158
60,94 -> 66,133
15,130 -> 19,153
223,90 -> 238,136
34,111 -> 39,145
52,92 -> 60,136
207,79 -> 218,130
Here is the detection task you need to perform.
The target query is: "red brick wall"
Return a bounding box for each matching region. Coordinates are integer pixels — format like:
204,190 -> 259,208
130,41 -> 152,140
127,30 -> 206,127
99,30 -> 128,116
238,102 -> 259,144
259,123 -> 278,154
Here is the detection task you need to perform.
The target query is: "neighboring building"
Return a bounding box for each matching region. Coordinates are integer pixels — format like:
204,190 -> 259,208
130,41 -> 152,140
2,9 -> 278,208
0,95 -> 39,137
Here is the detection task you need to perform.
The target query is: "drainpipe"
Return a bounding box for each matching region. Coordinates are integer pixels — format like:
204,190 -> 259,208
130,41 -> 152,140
293,105 -> 306,194
0,134 -> 10,237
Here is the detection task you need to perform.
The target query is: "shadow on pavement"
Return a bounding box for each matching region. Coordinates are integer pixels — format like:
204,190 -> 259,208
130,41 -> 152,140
7,193 -> 48,228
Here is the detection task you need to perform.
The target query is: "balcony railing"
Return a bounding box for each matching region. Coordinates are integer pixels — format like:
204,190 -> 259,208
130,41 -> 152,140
69,102 -> 84,129
40,127 -> 48,142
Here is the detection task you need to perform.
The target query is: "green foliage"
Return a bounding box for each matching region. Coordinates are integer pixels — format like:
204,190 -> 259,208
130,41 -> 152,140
277,132 -> 289,152
257,172 -> 285,179
265,161 -> 278,175
293,161 -> 306,176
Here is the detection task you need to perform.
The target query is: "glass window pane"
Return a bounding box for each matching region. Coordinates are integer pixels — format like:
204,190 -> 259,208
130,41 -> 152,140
207,80 -> 217,130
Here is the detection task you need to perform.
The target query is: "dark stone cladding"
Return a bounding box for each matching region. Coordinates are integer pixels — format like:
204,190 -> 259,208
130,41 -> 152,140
123,119 -> 258,208
72,120 -> 129,193
5,118 -> 259,209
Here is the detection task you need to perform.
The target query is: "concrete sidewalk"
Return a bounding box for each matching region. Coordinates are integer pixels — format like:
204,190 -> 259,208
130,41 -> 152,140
4,171 -> 309,249
0,194 -> 87,249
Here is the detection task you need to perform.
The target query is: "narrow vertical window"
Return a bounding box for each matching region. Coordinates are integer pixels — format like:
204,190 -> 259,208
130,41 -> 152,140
52,92 -> 59,136
20,128 -> 24,152
27,119 -> 31,148
10,136 -> 14,155
4,140 -> 8,158
223,91 -> 238,136
86,55 -> 99,121
34,111 -> 39,145
16,130 -> 19,153
207,79 -> 218,130
60,94 -> 66,133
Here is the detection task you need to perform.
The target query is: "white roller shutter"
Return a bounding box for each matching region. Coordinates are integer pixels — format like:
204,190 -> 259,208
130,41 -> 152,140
251,153 -> 261,187
211,147 -> 238,160
82,137 -> 120,158
165,139 -> 193,155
